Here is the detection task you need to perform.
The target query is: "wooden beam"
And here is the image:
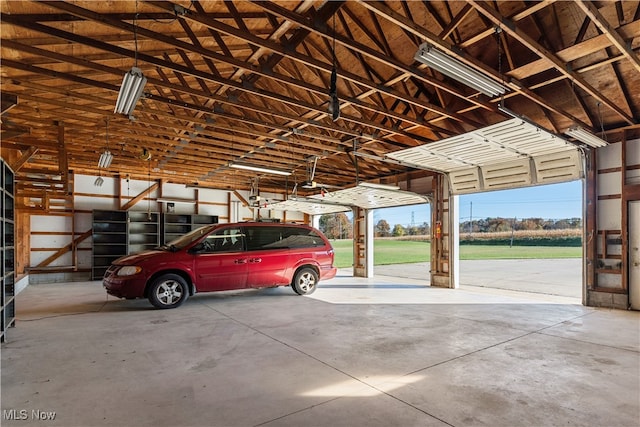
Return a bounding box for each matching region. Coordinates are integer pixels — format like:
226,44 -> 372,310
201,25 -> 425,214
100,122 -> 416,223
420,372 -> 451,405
576,0 -> 640,73
26,4 -> 458,138
35,229 -> 93,268
358,0 -> 590,128
56,121 -> 68,180
460,1 -> 557,48
11,146 -> 39,171
468,0 -> 635,125
1,92 -> 17,114
440,4 -> 473,41
247,0 -> 489,124
120,180 -> 159,211
232,190 -> 250,208
2,31 -> 446,147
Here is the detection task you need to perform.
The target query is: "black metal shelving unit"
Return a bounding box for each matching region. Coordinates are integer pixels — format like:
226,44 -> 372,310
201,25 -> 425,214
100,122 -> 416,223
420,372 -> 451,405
92,211 -> 217,280
92,210 -> 128,280
161,213 -> 218,244
1,159 -> 16,342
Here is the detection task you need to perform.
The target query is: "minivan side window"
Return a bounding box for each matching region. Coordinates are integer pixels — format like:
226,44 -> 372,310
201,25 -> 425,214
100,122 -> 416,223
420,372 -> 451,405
199,227 -> 244,253
245,226 -> 325,251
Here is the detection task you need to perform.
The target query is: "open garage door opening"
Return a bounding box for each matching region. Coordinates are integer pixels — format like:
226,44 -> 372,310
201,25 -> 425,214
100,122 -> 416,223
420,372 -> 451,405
366,181 -> 583,303
373,203 -> 431,268
456,180 -> 583,301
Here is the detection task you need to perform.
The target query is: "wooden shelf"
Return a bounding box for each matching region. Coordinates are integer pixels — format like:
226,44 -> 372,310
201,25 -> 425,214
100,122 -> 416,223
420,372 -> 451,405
596,229 -> 623,288
596,269 -> 622,275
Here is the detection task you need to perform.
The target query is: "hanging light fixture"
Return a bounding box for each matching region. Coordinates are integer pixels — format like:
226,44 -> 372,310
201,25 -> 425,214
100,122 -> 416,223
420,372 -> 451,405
98,151 -> 113,169
414,42 -> 507,97
98,119 -> 114,169
114,67 -> 147,118
114,0 -> 146,119
327,14 -> 340,121
229,162 -> 292,176
565,125 -> 608,148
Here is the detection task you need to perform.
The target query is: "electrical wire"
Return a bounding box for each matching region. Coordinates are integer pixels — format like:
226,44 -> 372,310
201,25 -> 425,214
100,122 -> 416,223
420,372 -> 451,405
134,0 -> 139,67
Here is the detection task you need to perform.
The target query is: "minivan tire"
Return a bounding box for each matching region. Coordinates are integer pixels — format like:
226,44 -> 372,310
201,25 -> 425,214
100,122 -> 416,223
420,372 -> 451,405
148,274 -> 189,309
292,267 -> 318,295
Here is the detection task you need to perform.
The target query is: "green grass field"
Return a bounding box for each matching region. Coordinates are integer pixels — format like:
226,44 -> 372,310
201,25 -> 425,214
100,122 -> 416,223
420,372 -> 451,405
330,239 -> 582,268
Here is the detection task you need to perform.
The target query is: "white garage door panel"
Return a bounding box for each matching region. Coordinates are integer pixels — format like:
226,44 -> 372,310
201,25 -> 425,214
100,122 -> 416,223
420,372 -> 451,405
482,159 -> 532,191
264,184 -> 429,213
315,185 -> 428,209
449,168 -> 482,194
388,118 -> 583,194
534,150 -> 583,184
265,199 -> 351,215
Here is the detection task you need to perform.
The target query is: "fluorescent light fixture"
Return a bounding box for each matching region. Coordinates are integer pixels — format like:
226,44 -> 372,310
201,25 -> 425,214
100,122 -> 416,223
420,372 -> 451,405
415,43 -> 507,97
98,150 -> 113,168
565,125 -> 608,148
358,182 -> 400,191
114,67 -> 147,117
229,162 -> 291,176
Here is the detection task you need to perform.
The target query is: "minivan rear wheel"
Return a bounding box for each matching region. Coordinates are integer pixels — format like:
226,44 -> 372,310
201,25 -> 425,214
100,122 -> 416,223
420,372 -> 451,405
292,267 -> 318,295
148,274 -> 189,309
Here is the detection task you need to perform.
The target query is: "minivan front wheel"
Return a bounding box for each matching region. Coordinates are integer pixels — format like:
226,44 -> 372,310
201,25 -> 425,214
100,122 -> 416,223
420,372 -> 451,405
148,274 -> 189,309
292,267 -> 318,295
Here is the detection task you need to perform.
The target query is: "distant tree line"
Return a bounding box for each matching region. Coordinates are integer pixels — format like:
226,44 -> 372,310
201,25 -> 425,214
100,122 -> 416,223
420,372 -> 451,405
318,213 -> 353,239
460,217 -> 582,233
319,214 -> 581,239
374,219 -> 430,237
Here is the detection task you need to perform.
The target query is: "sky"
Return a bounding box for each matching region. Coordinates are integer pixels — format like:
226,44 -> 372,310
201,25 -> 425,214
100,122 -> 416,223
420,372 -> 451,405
373,180 -> 583,227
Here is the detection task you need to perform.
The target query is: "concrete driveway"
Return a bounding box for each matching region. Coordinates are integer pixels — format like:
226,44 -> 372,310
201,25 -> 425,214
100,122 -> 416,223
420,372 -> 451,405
374,259 -> 582,300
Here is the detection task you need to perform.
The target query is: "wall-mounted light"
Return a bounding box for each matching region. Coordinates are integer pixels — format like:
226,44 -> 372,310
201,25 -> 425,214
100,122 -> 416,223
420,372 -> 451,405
229,162 -> 291,176
114,66 -> 147,118
415,43 -> 507,97
565,125 -> 608,148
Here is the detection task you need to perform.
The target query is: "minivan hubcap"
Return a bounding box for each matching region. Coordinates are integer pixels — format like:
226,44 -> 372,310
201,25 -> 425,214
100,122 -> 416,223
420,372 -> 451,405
158,281 -> 182,305
299,274 -> 315,292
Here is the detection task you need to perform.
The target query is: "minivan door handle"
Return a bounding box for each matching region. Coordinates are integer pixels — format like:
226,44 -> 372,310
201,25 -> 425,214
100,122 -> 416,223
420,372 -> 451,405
249,258 -> 262,263
234,258 -> 247,264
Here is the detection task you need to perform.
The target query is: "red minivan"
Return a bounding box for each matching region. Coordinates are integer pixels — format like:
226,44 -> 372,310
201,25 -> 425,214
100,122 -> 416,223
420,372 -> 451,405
103,222 -> 337,309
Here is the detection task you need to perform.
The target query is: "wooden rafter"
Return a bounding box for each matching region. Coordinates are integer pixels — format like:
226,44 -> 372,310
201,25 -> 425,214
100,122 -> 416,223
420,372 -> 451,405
250,1 -> 490,124
468,0 -> 635,126
1,0 -> 639,194
576,0 -> 640,73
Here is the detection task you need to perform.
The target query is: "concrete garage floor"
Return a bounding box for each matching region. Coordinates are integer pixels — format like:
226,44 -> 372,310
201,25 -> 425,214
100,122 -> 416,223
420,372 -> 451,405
376,259 -> 583,299
2,264 -> 639,427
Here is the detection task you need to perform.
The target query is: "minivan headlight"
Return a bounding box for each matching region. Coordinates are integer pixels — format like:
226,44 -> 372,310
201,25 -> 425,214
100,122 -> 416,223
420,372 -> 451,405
117,266 -> 142,276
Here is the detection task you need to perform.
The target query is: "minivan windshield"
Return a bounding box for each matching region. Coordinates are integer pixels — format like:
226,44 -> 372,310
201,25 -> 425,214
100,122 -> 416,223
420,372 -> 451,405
159,224 -> 218,251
